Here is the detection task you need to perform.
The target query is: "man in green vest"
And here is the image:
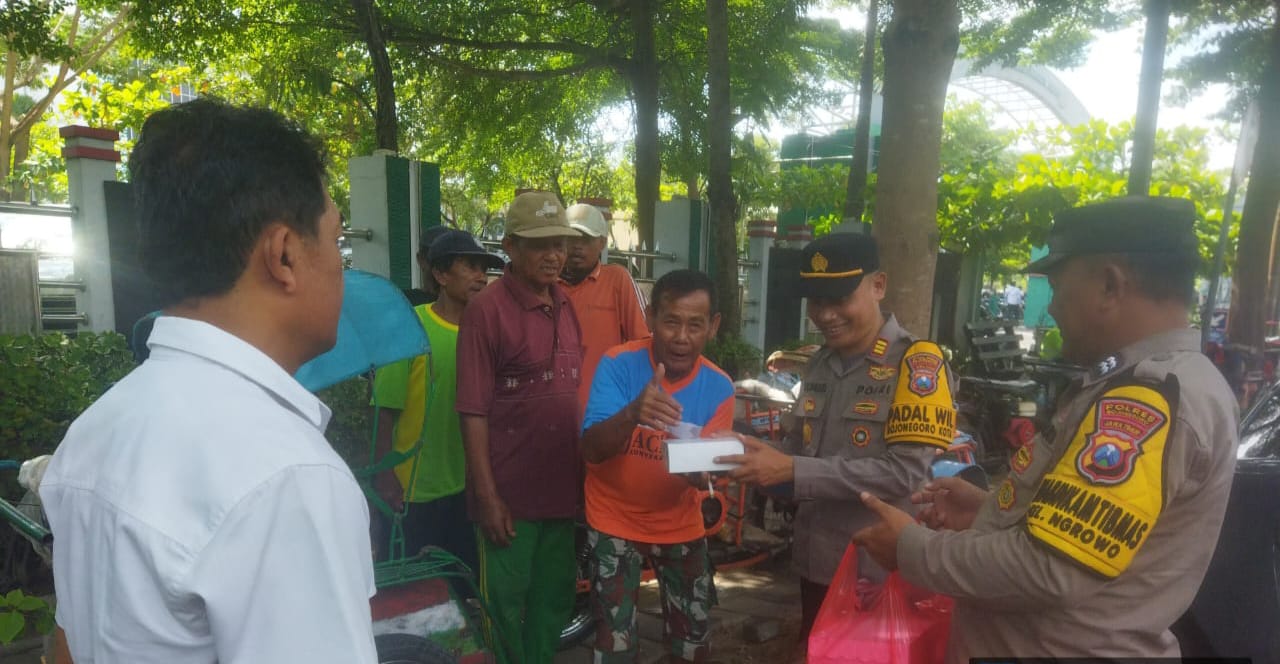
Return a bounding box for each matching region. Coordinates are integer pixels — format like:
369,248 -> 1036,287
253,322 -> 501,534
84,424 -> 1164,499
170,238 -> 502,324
372,229 -> 504,572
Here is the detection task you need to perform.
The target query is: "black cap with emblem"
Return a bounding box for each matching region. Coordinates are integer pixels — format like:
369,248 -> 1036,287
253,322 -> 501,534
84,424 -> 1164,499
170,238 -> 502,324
796,233 -> 879,299
1024,196 -> 1197,275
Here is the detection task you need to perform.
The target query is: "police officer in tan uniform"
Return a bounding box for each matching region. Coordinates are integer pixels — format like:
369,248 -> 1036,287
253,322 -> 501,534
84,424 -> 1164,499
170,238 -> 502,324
719,232 -> 956,642
854,196 -> 1239,662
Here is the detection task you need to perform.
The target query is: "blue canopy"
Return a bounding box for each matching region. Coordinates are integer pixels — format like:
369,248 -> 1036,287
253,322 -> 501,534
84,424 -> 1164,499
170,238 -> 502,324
294,269 -> 429,392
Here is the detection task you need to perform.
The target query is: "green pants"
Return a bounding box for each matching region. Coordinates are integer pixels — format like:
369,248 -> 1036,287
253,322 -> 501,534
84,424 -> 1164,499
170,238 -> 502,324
476,519 -> 576,664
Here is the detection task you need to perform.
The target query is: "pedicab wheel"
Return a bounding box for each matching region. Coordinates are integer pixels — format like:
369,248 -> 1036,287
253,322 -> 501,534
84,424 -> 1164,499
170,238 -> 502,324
558,595 -> 594,650
375,633 -> 458,664
558,521 -> 595,650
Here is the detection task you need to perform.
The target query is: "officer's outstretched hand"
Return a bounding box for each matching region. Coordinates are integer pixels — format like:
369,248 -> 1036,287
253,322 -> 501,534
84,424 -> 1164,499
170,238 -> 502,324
852,492 -> 914,572
716,434 -> 794,487
912,476 -> 987,531
628,363 -> 683,430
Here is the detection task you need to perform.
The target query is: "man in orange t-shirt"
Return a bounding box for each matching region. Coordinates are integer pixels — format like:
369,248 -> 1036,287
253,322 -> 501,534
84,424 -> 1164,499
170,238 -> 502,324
560,203 -> 650,418
580,269 -> 735,663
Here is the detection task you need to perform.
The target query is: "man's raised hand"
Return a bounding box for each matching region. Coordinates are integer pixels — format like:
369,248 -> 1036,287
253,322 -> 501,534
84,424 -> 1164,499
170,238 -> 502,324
628,363 -> 683,431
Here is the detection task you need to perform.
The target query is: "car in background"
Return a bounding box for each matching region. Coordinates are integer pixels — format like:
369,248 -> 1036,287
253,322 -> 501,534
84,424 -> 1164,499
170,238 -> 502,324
1173,381 -> 1280,662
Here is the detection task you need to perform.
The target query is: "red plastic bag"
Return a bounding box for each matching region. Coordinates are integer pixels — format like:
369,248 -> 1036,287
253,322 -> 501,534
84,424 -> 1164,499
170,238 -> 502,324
808,543 -> 953,664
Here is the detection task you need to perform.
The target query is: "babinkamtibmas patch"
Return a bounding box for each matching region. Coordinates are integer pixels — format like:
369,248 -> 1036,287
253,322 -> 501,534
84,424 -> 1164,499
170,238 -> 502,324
884,341 -> 955,450
1025,383 -> 1173,579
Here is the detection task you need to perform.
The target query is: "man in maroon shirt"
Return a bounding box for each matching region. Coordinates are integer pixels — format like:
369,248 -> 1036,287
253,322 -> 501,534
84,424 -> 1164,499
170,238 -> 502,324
456,191 -> 584,664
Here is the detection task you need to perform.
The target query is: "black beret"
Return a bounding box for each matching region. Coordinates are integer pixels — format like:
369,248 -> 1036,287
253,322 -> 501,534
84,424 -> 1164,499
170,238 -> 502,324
797,232 -> 879,299
1025,196 -> 1197,274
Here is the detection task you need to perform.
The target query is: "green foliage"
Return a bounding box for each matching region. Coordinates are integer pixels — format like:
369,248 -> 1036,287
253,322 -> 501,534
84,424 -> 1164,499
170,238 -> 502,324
934,102 -> 1229,274
0,0 -> 75,61
960,0 -> 1134,69
317,375 -> 374,469
1,1 -> 132,201
776,163 -> 851,235
8,121 -> 66,203
703,334 -> 762,380
0,333 -> 135,476
1166,1 -> 1278,119
0,589 -> 54,645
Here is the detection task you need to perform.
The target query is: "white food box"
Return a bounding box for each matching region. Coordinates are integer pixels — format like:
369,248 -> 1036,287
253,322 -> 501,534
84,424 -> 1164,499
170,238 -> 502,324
664,438 -> 745,473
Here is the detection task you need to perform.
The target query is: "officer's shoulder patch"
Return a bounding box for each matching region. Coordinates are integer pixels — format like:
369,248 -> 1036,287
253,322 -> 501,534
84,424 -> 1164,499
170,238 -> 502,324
884,340 -> 955,450
1025,381 -> 1174,579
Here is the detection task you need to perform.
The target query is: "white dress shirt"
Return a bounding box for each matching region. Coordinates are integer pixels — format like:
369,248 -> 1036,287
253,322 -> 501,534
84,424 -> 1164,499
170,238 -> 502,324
40,316 -> 377,663
1004,284 -> 1024,306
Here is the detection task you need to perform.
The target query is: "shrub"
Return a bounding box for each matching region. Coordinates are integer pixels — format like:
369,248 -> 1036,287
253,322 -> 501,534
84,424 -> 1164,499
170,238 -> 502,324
0,333 -> 135,489
317,375 -> 374,468
0,589 -> 53,644
704,335 -> 762,380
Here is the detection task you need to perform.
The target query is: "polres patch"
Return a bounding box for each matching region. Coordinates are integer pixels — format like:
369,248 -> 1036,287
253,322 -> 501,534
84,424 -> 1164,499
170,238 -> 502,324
906,352 -> 943,397
1011,441 -> 1034,474
996,478 -> 1016,510
851,426 -> 871,447
1076,397 -> 1168,486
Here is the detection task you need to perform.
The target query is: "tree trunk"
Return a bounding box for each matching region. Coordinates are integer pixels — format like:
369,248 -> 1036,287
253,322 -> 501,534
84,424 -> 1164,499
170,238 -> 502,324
1128,0 -> 1170,196
685,174 -> 700,201
842,0 -> 879,223
631,0 -> 660,249
872,0 -> 960,336
350,0 -> 398,152
1266,208 -> 1280,326
1,48 -> 18,201
1231,5 -> 1280,352
707,0 -> 740,336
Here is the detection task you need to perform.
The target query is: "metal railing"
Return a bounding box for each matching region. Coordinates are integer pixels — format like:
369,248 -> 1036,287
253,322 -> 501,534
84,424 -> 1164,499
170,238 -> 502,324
39,279 -> 85,291
0,202 -> 73,218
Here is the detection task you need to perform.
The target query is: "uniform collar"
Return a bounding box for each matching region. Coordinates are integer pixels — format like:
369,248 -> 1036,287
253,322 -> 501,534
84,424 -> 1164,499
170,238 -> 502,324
501,265 -> 570,311
146,316 -> 331,430
1082,327 -> 1200,386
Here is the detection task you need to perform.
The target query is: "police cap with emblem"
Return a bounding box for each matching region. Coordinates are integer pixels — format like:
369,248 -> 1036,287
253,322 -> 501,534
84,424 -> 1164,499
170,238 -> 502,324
1025,196 -> 1197,274
796,233 -> 879,299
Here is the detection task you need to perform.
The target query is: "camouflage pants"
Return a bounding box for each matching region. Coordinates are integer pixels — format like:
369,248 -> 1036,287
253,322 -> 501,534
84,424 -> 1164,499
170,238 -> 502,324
588,528 -> 715,664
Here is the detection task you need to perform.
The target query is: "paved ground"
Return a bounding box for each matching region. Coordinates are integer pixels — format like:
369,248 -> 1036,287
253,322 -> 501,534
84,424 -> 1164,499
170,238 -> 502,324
555,553 -> 802,664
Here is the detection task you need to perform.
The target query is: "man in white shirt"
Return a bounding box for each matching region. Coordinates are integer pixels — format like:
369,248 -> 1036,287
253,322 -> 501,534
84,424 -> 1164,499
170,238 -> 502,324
1003,281 -> 1025,321
39,99 -> 378,663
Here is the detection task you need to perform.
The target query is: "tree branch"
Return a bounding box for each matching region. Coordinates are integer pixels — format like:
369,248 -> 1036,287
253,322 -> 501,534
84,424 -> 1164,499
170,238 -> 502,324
13,12 -> 131,138
432,57 -> 604,81
330,77 -> 377,120
387,25 -> 602,58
